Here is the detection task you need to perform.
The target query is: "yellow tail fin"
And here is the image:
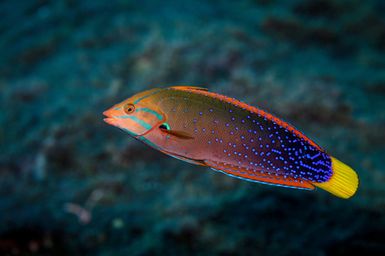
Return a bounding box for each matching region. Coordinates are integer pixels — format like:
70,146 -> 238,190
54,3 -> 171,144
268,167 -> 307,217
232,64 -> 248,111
313,157 -> 359,199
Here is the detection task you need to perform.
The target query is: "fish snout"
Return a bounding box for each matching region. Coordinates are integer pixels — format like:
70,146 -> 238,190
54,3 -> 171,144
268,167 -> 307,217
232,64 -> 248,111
103,117 -> 116,125
103,108 -> 118,125
103,109 -> 114,118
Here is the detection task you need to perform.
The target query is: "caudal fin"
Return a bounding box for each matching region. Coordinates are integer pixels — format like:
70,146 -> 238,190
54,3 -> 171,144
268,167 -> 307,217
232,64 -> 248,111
313,157 -> 359,199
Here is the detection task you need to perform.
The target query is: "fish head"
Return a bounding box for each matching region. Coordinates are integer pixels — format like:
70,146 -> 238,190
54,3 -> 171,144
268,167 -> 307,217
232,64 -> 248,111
103,89 -> 165,137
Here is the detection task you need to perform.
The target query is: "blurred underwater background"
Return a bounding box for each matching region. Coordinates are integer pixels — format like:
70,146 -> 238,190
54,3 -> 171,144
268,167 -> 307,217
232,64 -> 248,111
1,0 -> 385,255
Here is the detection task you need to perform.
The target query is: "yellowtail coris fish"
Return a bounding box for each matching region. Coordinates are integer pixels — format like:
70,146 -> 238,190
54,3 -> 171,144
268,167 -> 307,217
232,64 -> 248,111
103,86 -> 358,199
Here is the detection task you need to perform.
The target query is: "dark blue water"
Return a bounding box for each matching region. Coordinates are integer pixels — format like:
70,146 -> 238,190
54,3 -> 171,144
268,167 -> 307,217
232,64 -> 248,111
1,0 -> 385,255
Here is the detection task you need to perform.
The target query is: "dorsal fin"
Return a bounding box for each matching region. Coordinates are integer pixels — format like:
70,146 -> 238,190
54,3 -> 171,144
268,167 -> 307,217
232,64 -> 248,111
169,86 -> 208,91
172,86 -> 323,151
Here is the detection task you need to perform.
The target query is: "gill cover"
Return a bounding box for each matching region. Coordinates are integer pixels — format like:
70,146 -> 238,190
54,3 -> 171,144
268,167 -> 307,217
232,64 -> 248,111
106,88 -> 165,136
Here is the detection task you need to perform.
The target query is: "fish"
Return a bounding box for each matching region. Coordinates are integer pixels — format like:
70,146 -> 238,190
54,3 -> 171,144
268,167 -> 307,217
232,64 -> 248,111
103,86 -> 359,199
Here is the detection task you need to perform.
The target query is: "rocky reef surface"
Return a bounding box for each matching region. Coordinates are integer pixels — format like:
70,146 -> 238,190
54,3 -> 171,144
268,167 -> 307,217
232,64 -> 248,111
1,0 -> 385,255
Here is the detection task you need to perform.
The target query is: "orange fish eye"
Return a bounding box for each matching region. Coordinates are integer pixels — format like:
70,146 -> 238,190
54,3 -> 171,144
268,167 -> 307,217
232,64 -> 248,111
123,103 -> 135,114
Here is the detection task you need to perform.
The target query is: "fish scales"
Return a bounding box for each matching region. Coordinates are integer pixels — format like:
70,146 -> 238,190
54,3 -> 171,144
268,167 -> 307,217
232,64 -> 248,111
149,88 -> 332,183
103,86 -> 359,198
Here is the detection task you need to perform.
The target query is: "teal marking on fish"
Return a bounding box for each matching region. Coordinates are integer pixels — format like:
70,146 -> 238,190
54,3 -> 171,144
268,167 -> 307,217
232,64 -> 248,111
119,116 -> 152,130
136,108 -> 163,120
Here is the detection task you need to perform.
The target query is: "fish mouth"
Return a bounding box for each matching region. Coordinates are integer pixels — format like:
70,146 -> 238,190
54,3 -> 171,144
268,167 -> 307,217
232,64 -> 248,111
103,109 -> 113,118
103,117 -> 116,125
103,109 -> 117,125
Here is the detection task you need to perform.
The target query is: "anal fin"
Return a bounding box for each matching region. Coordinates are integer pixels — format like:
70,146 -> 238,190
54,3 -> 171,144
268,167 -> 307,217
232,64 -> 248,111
206,160 -> 315,190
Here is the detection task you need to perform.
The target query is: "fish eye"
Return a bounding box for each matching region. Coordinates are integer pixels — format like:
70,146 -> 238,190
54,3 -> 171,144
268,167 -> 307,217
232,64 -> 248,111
124,103 -> 135,114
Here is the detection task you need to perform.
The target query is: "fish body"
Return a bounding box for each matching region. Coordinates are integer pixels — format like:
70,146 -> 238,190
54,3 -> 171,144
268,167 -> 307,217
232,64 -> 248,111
103,86 -> 358,199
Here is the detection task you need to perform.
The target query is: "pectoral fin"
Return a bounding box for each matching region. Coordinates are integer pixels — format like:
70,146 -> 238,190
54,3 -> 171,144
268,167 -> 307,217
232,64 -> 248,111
160,128 -> 194,140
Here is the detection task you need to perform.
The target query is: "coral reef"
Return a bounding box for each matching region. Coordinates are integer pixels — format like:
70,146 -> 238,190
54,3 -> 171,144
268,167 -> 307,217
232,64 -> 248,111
1,0 -> 384,255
